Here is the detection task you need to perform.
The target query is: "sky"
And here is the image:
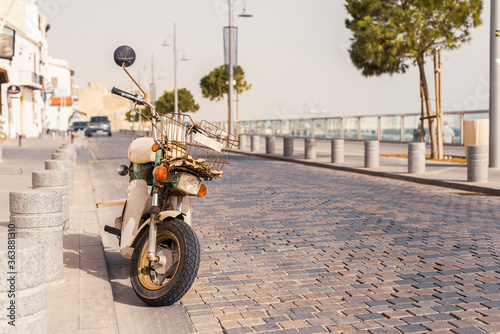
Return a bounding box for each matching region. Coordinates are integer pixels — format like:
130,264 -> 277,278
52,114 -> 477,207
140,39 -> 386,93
44,0 -> 491,123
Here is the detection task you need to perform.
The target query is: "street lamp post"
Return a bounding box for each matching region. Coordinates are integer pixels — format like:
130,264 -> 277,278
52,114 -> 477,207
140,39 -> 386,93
173,24 -> 178,113
137,69 -> 143,131
227,0 -> 252,135
490,0 -> 500,167
228,1 -> 234,135
163,23 -> 188,114
149,53 -> 156,106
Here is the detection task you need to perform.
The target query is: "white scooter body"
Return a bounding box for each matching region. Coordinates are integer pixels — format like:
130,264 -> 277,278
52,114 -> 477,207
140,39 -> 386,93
119,179 -> 193,259
118,138 -> 193,259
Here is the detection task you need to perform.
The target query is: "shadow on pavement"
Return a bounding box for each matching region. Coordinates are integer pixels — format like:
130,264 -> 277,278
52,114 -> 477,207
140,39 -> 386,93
62,232 -> 112,281
103,243 -> 150,308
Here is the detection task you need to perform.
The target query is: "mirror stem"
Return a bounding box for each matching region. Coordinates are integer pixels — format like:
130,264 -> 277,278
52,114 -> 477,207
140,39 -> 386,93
122,62 -> 147,98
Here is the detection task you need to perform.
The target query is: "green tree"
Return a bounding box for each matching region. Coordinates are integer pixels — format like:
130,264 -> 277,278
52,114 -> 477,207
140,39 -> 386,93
200,65 -> 251,101
345,0 -> 482,159
124,107 -> 152,122
155,88 -> 200,114
124,110 -> 140,122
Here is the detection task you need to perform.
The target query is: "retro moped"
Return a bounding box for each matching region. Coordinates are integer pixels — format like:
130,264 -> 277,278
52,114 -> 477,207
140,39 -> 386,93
105,45 -> 237,306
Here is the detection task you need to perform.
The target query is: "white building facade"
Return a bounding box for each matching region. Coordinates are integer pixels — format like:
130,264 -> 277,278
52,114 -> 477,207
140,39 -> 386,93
0,0 -> 73,138
46,56 -> 74,131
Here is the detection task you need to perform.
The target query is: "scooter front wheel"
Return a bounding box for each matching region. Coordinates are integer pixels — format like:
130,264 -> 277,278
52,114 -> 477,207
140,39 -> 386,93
130,218 -> 200,306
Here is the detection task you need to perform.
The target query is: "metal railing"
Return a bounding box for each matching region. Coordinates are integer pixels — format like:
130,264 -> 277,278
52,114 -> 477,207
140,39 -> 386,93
213,110 -> 489,145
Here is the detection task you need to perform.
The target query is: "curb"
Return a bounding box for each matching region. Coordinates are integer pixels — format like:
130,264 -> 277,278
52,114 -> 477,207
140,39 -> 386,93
78,145 -> 120,333
85,166 -> 120,331
233,150 -> 500,197
45,142 -> 120,333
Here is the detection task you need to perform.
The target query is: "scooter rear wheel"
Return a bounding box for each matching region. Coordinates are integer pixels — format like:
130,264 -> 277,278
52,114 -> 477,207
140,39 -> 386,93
130,218 -> 200,306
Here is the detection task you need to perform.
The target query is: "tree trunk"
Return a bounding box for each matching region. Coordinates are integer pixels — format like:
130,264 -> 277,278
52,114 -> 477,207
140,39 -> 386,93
417,58 -> 438,159
434,50 -> 443,159
420,83 -> 425,143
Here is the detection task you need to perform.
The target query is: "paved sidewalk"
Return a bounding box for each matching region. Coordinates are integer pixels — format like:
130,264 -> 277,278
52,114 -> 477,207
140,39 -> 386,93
235,137 -> 500,196
0,137 -> 118,333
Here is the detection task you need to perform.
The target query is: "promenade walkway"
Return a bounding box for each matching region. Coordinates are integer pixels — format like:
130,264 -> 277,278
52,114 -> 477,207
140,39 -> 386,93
236,137 -> 500,196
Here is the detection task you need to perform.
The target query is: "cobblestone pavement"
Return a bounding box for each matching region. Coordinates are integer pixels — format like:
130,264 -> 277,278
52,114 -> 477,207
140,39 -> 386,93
89,134 -> 500,333
187,154 -> 500,334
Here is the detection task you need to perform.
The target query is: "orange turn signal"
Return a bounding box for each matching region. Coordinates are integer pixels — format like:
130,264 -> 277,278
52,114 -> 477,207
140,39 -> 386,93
154,166 -> 168,181
152,143 -> 159,152
197,184 -> 207,198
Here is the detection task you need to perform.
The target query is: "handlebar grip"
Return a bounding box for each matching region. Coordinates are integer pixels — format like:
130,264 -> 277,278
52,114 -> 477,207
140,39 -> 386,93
111,87 -> 139,102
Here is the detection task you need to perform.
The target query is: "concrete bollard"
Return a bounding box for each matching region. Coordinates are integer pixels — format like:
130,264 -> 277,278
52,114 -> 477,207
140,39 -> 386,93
251,135 -> 260,152
49,153 -> 73,204
57,146 -> 74,157
62,142 -> 77,159
266,136 -> 276,154
0,238 -> 46,333
45,159 -> 73,205
284,137 -> 294,157
364,140 -> 379,168
10,190 -> 63,282
467,145 -> 488,182
331,139 -> 344,163
19,134 -> 26,147
408,142 -> 426,174
238,135 -> 247,150
51,151 -> 73,168
33,170 -> 69,232
62,142 -> 76,151
304,138 -> 316,159
52,151 -> 72,163
57,147 -> 76,167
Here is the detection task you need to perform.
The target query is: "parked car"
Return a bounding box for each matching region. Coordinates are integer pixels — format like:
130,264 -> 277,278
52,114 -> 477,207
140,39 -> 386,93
85,116 -> 112,137
69,121 -> 88,132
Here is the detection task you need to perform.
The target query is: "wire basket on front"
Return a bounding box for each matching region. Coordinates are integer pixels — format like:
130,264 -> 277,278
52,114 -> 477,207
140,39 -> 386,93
160,114 -> 238,179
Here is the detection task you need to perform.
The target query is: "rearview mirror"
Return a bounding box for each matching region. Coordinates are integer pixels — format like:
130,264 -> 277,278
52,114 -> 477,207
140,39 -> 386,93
113,45 -> 136,67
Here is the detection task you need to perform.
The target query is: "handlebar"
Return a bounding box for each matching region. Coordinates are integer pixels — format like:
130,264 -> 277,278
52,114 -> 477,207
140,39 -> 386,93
111,87 -> 143,103
111,87 -> 160,145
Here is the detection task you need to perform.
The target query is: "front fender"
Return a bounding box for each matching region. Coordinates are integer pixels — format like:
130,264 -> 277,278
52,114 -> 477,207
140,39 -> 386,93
120,210 -> 183,259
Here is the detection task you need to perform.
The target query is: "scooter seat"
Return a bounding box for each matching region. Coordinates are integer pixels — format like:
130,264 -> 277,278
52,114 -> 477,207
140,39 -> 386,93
128,137 -> 156,163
